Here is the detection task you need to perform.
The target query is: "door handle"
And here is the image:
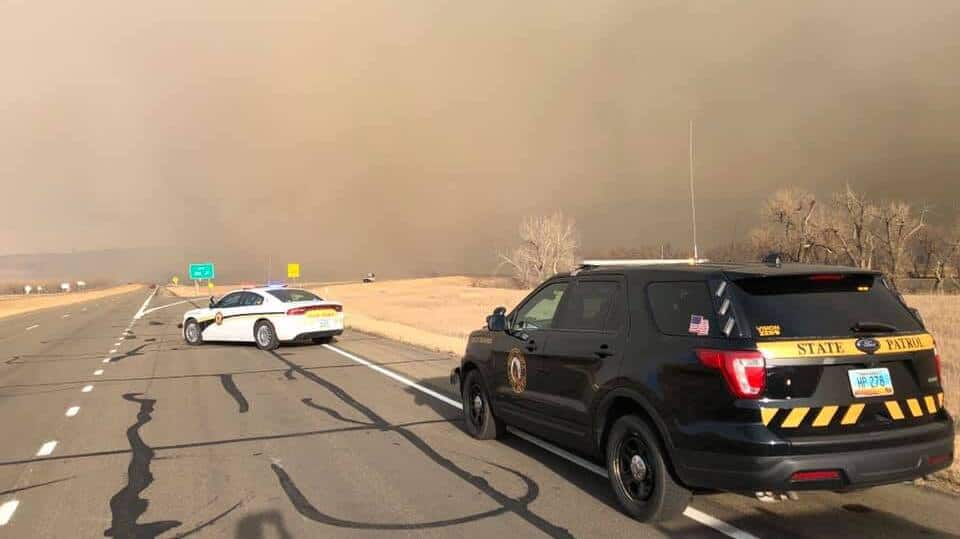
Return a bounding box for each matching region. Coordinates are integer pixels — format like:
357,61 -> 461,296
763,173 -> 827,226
525,340 -> 537,352
595,344 -> 613,358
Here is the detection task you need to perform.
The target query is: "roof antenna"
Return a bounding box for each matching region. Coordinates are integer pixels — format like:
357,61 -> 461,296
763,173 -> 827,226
688,119 -> 700,261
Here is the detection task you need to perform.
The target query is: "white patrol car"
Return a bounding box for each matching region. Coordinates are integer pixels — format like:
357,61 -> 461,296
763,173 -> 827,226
181,286 -> 344,350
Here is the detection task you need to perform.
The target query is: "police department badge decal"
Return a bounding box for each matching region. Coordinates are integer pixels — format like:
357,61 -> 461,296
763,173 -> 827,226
215,311 -> 224,326
507,348 -> 527,393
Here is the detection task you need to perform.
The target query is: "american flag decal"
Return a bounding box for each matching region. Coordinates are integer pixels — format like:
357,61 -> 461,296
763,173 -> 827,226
689,314 -> 710,336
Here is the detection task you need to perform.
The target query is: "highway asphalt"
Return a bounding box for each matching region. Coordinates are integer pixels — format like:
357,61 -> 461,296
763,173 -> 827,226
0,287 -> 957,538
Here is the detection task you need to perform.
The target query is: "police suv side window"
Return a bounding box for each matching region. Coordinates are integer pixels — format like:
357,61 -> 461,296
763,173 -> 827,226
513,282 -> 568,331
560,281 -> 619,332
646,281 -> 717,337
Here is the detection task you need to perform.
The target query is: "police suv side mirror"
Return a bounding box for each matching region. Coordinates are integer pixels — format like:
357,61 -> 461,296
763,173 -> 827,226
908,307 -> 925,327
487,306 -> 508,332
209,296 -> 216,308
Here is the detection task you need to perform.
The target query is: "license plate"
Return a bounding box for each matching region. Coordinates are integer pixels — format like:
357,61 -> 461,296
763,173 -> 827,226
847,367 -> 894,398
305,309 -> 336,318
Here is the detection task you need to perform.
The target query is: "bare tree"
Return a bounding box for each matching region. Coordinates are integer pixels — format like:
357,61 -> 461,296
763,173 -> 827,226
758,188 -> 833,263
828,185 -> 877,269
927,223 -> 960,293
872,201 -> 928,287
499,212 -> 579,287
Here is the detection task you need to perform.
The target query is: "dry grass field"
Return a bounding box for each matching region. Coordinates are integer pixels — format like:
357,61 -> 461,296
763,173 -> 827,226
0,284 -> 143,320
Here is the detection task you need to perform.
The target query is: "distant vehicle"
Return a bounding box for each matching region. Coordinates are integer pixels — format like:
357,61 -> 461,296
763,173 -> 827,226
60,282 -> 71,292
363,272 -> 376,283
180,286 -> 343,350
451,261 -> 954,522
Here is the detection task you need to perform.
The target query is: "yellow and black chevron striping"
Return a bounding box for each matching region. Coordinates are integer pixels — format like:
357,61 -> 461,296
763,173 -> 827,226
761,392 -> 945,428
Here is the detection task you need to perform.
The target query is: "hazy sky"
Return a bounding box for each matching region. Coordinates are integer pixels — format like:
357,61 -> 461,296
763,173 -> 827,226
2,1 -> 959,277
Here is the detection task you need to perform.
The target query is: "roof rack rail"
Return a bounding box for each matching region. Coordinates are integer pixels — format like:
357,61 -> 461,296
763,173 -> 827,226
580,258 -> 709,267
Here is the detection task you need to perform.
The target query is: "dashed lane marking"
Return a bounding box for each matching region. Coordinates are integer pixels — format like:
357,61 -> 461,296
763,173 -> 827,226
102,358 -> 111,364
109,349 -> 117,354
25,325 -> 39,331
36,441 -> 57,456
61,314 -> 70,319
0,500 -> 19,526
93,369 -> 104,376
321,343 -> 761,539
82,385 -> 93,393
65,406 -> 80,417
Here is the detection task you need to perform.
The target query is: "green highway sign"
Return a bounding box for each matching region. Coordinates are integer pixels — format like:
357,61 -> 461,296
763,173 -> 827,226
189,263 -> 215,280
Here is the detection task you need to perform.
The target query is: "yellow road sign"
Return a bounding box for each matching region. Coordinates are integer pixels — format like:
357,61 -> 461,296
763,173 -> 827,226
287,263 -> 300,279
172,276 -> 180,285
208,281 -> 215,289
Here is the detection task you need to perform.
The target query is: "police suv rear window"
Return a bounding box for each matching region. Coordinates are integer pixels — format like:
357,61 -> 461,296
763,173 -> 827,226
733,274 -> 922,339
646,282 -> 718,337
267,289 -> 322,302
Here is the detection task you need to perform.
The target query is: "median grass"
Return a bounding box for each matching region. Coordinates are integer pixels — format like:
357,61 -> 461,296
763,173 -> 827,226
0,284 -> 143,320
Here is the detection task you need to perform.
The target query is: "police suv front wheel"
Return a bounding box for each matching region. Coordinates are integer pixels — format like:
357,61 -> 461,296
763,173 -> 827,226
461,370 -> 503,440
606,415 -> 690,522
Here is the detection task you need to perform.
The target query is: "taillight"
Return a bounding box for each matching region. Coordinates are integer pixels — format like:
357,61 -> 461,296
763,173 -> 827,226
696,349 -> 766,399
808,274 -> 844,281
791,470 -> 841,482
287,305 -> 342,315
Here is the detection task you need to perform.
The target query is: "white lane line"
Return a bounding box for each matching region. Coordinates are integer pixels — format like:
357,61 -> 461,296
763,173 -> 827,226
25,325 -> 39,331
0,500 -> 19,526
65,406 -> 80,417
82,385 -> 93,393
322,344 -> 462,409
61,314 -> 70,319
133,288 -> 159,319
322,343 -> 760,539
36,441 -> 57,456
109,349 -> 117,354
138,299 -> 192,317
102,358 -> 111,364
93,369 -> 104,376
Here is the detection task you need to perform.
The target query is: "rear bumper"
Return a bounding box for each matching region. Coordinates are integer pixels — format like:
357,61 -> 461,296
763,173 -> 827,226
288,329 -> 343,342
674,421 -> 954,492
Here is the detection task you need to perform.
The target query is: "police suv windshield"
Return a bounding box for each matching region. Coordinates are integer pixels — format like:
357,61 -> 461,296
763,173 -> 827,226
733,274 -> 923,339
267,289 -> 322,302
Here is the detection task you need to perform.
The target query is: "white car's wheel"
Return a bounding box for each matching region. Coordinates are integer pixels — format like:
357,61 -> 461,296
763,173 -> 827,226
184,319 -> 203,346
255,320 -> 279,351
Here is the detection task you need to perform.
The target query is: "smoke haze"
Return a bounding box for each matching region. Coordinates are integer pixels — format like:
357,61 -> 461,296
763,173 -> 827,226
2,1 -> 959,281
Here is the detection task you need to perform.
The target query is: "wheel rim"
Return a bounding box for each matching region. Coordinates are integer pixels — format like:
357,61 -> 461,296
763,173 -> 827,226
257,325 -> 272,346
467,384 -> 485,429
614,432 -> 655,502
186,323 -> 199,342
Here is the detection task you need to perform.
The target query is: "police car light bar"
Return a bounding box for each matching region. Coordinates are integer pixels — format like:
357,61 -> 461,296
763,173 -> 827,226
580,258 -> 709,267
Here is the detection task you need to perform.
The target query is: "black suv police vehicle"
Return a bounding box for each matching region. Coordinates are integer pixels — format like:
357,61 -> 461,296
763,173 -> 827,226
451,261 -> 954,522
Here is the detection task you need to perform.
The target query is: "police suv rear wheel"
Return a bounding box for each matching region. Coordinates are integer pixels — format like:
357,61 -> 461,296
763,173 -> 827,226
184,319 -> 202,346
462,370 -> 503,440
254,320 -> 280,351
606,415 -> 690,522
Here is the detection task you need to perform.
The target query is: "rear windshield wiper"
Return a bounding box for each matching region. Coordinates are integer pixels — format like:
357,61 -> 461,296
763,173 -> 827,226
851,321 -> 897,333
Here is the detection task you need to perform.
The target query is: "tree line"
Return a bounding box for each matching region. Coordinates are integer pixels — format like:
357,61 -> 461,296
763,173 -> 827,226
500,187 -> 959,291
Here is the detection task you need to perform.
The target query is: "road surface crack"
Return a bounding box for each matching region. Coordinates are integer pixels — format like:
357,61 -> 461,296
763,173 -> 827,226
104,393 -> 182,538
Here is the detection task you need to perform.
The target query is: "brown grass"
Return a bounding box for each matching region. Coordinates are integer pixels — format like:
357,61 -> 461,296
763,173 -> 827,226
316,277 -> 528,353
0,284 -> 143,320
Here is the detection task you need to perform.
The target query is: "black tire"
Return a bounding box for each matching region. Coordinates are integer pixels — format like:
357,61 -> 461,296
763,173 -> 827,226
605,415 -> 691,522
312,337 -> 333,345
254,320 -> 280,351
184,319 -> 203,346
461,370 -> 503,440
